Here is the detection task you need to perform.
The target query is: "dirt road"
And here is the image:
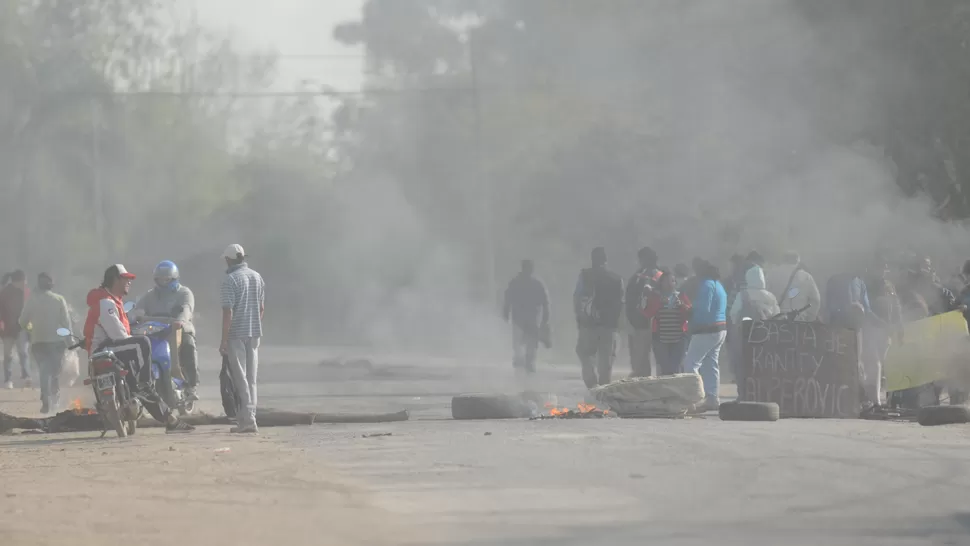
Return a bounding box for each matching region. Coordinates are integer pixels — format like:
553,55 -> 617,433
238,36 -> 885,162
0,424 -> 422,546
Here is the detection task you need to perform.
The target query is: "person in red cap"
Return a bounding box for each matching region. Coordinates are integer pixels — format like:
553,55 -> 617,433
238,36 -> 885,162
83,264 -> 194,433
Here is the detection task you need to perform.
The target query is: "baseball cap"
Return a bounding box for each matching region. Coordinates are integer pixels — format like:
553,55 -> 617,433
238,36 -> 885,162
223,244 -> 245,260
103,264 -> 136,286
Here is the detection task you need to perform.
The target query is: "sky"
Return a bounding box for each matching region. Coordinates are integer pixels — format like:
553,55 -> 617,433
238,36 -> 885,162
186,0 -> 365,91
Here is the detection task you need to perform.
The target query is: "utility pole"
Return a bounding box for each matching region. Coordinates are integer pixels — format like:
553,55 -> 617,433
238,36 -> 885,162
468,30 -> 498,306
91,98 -> 106,255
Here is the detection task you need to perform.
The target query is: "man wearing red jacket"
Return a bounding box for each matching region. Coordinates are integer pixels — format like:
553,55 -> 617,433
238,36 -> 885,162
83,264 -> 194,434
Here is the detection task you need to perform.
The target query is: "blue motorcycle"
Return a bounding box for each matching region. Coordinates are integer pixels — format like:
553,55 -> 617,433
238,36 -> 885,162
130,320 -> 194,415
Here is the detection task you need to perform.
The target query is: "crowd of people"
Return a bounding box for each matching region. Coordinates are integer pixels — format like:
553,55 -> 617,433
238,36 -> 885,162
0,243 -> 266,434
504,245 -> 970,414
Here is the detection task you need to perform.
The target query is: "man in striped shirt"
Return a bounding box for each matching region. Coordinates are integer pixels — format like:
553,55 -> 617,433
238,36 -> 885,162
220,244 -> 266,434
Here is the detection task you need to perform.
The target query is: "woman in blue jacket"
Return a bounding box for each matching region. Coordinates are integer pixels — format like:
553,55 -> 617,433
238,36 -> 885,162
683,260 -> 728,412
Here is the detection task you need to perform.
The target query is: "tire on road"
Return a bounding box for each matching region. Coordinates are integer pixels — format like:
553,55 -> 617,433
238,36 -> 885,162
718,401 -> 780,422
918,405 -> 970,426
451,393 -> 547,420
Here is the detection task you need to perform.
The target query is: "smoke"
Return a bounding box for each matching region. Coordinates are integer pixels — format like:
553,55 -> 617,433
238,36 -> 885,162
324,171 -> 507,357
283,0 -> 970,355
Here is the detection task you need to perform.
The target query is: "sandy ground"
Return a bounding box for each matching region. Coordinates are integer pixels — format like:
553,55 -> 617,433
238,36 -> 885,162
0,392 -> 423,545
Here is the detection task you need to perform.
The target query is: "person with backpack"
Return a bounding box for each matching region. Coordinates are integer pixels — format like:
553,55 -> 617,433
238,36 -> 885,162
574,247 -> 624,389
625,247 -> 661,377
825,270 -> 889,412
642,269 -> 691,376
683,260 -> 728,412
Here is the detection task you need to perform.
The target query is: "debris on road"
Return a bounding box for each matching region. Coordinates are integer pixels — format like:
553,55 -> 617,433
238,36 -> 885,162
362,432 -> 392,438
215,447 -> 231,454
590,374 -> 704,418
531,402 -> 612,420
0,407 -> 410,434
451,392 -> 558,420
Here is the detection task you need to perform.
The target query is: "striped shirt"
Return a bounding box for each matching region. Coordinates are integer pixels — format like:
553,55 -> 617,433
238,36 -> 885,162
220,263 -> 265,339
655,293 -> 689,344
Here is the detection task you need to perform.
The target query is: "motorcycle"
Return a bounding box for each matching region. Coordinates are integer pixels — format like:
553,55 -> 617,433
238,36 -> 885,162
129,318 -> 194,415
56,302 -> 142,438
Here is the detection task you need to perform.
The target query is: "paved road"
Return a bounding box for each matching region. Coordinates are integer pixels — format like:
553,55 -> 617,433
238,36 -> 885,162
252,348 -> 970,545
3,347 -> 970,545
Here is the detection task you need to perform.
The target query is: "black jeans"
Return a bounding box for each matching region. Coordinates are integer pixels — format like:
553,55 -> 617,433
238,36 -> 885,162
96,336 -> 170,423
653,339 -> 685,376
179,332 -> 199,388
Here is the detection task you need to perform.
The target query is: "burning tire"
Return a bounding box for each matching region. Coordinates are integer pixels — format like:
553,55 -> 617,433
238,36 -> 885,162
451,393 -> 549,420
590,374 -> 704,418
918,405 -> 970,426
718,401 -> 779,422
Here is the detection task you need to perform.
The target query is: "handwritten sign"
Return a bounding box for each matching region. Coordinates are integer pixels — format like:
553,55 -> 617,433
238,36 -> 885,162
741,320 -> 859,418
884,310 -> 969,392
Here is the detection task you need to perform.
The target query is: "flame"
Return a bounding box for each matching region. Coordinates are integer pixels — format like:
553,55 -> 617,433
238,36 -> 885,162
577,402 -> 597,413
549,407 -> 569,416
70,398 -> 97,415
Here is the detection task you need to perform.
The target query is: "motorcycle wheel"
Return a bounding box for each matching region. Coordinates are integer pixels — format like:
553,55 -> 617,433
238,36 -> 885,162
103,401 -> 126,438
126,419 -> 137,435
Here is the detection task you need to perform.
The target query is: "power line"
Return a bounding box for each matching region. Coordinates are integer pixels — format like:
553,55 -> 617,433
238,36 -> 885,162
275,54 -> 366,60
59,87 -> 476,98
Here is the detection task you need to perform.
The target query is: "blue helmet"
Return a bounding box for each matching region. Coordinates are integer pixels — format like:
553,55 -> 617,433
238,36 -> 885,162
153,260 -> 180,291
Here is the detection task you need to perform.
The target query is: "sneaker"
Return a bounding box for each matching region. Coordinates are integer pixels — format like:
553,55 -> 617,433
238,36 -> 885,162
3,381 -> 12,389
230,424 -> 259,434
22,378 -> 32,389
184,387 -> 199,402
40,403 -> 50,415
165,420 -> 195,434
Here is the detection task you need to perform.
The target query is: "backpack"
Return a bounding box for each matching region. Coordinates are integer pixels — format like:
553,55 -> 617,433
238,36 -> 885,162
577,269 -> 600,323
825,273 -> 862,328
626,268 -> 660,325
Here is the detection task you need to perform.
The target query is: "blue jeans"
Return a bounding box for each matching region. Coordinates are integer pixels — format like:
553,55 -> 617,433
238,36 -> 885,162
683,330 -> 726,401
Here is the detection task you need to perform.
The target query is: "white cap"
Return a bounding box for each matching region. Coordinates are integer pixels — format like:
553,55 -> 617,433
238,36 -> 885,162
223,244 -> 245,260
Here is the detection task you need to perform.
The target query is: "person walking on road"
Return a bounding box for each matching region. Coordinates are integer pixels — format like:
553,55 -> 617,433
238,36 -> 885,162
1,270 -> 30,389
574,247 -> 624,389
683,260 -> 728,412
626,247 -> 661,377
220,244 -> 266,434
503,260 -> 550,375
18,273 -> 71,413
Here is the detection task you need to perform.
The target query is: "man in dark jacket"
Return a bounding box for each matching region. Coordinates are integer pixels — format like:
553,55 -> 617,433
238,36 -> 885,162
574,247 -> 624,388
626,247 -> 660,377
503,260 -> 550,374
0,270 -> 29,389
